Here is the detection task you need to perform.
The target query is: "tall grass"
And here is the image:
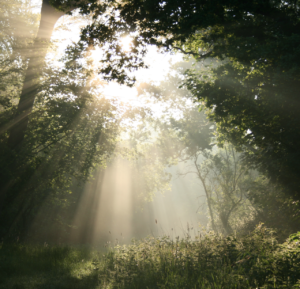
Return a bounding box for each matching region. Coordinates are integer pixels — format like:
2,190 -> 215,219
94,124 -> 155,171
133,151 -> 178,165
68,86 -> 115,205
0,224 -> 300,289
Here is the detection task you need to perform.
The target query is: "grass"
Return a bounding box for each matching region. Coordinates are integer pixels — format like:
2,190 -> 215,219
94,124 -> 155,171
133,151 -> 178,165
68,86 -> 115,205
0,224 -> 300,289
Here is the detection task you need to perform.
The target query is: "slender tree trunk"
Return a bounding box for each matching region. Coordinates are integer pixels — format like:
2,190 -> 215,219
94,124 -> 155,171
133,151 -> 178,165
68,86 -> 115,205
8,0 -> 66,149
219,211 -> 234,235
200,176 -> 217,233
194,157 -> 217,233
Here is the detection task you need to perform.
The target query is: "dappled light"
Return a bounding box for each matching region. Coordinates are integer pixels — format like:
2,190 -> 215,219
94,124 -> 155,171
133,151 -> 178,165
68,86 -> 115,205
1,0 -> 300,288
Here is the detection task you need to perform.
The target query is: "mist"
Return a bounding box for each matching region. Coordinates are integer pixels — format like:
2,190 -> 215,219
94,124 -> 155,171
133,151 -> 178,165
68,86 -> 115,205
1,0 -> 300,287
66,158 -> 208,246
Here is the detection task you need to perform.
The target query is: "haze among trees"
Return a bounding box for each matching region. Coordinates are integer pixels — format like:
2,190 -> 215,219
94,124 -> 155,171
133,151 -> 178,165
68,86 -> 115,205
0,0 -> 300,288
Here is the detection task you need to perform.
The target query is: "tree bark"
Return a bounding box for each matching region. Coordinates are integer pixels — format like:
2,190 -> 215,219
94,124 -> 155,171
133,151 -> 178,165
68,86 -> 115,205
8,0 -> 66,149
219,211 -> 234,235
194,157 -> 218,233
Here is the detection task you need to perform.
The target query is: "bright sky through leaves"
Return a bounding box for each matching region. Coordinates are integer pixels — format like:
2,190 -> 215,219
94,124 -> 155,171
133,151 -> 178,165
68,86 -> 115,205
48,13 -> 183,116
21,3 -> 204,242
120,35 -> 132,52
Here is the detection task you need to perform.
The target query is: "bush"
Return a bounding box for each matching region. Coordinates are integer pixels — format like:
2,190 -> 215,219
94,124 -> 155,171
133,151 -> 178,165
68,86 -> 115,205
0,224 -> 299,288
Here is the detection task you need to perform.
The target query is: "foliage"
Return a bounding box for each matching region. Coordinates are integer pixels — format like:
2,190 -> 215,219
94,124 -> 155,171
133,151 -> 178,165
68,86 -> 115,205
136,66 -> 256,237
239,176 -> 300,243
0,0 -> 38,114
182,145 -> 257,236
0,5 -> 121,241
183,51 -> 300,199
135,60 -> 214,158
60,0 -> 300,202
1,224 -> 300,288
179,2 -> 300,200
0,72 -> 120,241
0,243 -> 100,289
1,0 -> 300,246
124,64 -> 213,202
136,62 -> 298,240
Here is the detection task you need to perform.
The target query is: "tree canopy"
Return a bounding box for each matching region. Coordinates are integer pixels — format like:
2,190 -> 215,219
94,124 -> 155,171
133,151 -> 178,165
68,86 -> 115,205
1,0 -> 300,241
64,0 -> 300,201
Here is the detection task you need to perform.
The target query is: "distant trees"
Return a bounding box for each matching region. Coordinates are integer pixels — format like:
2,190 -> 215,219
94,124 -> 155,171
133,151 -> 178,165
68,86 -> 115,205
180,145 -> 256,235
135,67 -> 251,235
158,105 -> 256,235
137,62 -> 300,238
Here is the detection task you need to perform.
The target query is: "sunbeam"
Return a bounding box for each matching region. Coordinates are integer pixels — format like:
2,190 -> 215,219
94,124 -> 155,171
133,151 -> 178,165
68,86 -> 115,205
120,35 -> 132,52
1,1 -> 300,288
69,155 -> 208,245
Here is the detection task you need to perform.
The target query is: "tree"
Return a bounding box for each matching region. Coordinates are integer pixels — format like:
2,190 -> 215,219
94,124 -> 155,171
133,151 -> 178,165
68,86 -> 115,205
182,145 -> 257,235
3,0 -> 300,239
0,0 -> 172,241
0,0 -> 39,126
68,0 -> 300,201
239,175 -> 300,242
0,2 -> 121,240
136,61 -> 294,237
150,83 -> 254,235
183,30 -> 300,199
6,0 -> 68,148
0,75 -> 121,240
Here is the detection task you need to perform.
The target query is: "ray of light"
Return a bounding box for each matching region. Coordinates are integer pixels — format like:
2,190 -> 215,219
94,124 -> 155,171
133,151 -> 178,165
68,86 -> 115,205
16,3 -> 209,245
120,35 -> 132,52
69,157 -> 208,245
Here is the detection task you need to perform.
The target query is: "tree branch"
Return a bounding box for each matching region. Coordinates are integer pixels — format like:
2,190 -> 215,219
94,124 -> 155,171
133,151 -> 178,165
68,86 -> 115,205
169,45 -> 213,59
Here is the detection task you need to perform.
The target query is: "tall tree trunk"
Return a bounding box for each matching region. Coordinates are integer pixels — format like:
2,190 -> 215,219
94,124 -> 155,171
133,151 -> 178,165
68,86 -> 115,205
0,0 -> 72,241
8,0 -> 66,149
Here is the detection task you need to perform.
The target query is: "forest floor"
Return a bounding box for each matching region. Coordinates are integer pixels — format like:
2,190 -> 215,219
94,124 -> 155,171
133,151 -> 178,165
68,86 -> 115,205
0,224 -> 300,289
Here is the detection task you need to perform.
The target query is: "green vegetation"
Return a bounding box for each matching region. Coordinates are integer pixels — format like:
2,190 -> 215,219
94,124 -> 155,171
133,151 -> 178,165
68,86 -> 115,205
134,66 -> 299,241
67,0 -> 300,203
1,0 -> 300,287
1,224 -> 300,289
0,243 -> 99,289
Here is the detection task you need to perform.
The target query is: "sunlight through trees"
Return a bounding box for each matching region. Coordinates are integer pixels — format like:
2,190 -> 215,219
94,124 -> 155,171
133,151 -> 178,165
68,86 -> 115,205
0,0 -> 300,271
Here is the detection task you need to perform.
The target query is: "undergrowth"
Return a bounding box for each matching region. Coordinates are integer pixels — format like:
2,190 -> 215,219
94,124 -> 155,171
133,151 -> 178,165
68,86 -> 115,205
0,224 -> 300,289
